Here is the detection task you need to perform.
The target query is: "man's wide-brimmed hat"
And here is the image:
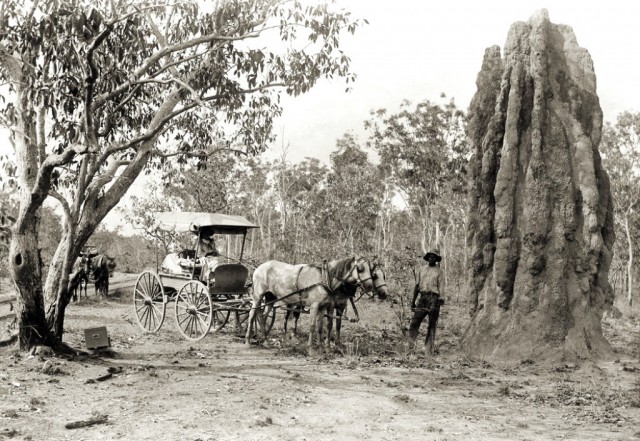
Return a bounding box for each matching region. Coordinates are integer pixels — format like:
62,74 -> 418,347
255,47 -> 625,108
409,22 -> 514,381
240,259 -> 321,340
423,248 -> 442,262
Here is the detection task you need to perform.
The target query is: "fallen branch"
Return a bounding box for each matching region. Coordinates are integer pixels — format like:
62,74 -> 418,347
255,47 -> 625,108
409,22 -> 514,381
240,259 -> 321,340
84,373 -> 112,384
65,414 -> 108,429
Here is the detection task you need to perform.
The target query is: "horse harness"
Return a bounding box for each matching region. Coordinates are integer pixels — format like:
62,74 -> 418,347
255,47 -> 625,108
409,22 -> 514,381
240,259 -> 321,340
250,257 -> 378,314
270,257 -> 374,306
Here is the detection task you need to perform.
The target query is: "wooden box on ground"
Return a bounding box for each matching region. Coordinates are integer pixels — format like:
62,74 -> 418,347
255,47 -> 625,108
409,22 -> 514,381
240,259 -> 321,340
84,326 -> 110,349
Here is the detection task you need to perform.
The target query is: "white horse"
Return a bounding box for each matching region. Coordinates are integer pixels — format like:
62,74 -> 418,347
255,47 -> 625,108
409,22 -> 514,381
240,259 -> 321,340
245,256 -> 377,353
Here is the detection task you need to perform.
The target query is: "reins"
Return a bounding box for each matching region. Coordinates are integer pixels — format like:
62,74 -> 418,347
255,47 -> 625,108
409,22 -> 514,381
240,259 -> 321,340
244,256 -> 385,314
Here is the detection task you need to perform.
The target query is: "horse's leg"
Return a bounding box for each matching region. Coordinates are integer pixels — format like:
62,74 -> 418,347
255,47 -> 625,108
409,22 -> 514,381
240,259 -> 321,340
335,303 -> 345,347
293,306 -> 300,335
284,307 -> 291,338
245,293 -> 264,346
317,307 -> 326,349
261,301 -> 274,340
326,304 -> 334,347
307,303 -> 319,353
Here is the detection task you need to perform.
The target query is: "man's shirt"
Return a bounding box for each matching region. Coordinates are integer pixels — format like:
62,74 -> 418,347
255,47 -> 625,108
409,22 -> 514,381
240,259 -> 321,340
416,264 -> 445,298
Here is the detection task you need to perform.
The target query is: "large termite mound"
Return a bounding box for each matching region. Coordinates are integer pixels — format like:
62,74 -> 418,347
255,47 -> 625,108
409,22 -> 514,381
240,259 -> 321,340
464,10 -> 615,362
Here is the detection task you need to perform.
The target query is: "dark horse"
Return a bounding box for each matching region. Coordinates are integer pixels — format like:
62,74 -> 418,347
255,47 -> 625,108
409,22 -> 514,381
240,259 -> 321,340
92,254 -> 115,297
70,256 -> 90,302
246,256 -> 378,353
325,260 -> 388,346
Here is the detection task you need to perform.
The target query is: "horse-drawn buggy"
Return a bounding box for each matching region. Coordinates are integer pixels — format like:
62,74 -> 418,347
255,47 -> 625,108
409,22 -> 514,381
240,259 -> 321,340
133,211 -> 275,341
133,211 -> 390,351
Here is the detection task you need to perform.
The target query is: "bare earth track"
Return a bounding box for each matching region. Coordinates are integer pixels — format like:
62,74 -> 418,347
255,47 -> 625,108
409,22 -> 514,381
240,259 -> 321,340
0,273 -> 639,441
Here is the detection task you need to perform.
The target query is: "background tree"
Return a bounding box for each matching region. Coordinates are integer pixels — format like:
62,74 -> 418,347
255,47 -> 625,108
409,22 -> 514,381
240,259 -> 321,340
272,154 -> 328,262
0,0 -> 363,350
164,153 -> 238,214
322,134 -> 382,253
366,98 -> 468,288
601,111 -> 640,306
121,178 -> 182,255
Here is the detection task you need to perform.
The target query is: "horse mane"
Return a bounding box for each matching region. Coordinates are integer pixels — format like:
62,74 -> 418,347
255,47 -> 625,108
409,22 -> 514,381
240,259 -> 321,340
330,256 -> 356,279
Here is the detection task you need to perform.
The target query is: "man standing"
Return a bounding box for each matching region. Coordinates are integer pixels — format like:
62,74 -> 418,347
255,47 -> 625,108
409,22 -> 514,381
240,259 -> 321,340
409,248 -> 445,354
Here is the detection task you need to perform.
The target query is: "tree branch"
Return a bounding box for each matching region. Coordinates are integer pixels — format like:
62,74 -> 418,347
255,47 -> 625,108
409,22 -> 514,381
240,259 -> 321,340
151,146 -> 247,159
94,24 -> 267,109
48,190 -> 71,223
84,159 -> 131,204
92,80 -> 284,175
84,24 -> 113,150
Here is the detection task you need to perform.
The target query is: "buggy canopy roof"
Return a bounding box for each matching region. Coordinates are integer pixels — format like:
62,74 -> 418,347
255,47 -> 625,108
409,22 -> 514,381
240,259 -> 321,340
153,212 -> 258,234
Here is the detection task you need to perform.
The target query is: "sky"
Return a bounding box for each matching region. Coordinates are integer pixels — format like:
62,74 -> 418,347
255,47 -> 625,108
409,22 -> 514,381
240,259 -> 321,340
1,0 -> 639,229
2,0 -> 638,164
271,0 -> 640,163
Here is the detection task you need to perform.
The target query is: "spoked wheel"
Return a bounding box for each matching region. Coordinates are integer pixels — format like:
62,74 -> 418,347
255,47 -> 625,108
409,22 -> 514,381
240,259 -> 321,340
234,297 -> 277,337
175,281 -> 213,341
133,271 -> 166,333
210,294 -> 231,333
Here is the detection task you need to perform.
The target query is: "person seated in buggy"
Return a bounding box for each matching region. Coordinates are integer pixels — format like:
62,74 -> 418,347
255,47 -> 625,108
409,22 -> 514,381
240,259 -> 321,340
159,226 -> 223,281
161,249 -> 199,276
198,229 -> 222,281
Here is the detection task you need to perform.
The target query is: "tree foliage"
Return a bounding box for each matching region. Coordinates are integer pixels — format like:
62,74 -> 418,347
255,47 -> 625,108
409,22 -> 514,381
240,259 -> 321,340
323,134 -> 381,252
365,98 -> 469,267
0,0 -> 364,349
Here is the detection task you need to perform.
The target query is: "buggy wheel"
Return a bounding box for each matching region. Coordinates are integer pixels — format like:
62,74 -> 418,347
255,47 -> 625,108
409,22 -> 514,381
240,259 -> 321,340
133,271 -> 166,333
210,294 -> 231,333
175,281 -> 213,341
234,298 -> 276,336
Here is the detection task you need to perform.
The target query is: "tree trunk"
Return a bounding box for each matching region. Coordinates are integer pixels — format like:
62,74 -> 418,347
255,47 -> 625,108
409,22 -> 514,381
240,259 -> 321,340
624,213 -> 633,306
9,63 -> 57,350
10,214 -> 56,348
45,228 -> 76,339
464,11 -> 615,361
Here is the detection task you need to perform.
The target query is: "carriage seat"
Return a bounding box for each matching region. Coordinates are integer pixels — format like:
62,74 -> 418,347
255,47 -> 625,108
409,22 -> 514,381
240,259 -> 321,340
209,264 -> 249,294
161,251 -> 202,277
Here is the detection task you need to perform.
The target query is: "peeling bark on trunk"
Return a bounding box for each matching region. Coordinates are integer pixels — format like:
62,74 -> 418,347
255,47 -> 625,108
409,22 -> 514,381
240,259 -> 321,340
10,215 -> 56,348
464,10 -> 615,362
623,213 -> 633,306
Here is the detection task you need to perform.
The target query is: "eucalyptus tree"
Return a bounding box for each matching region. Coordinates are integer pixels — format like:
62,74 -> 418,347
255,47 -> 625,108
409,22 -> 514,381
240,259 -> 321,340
272,156 -> 328,262
323,133 -> 381,253
601,112 -> 640,306
366,98 -> 468,256
0,0 -> 363,349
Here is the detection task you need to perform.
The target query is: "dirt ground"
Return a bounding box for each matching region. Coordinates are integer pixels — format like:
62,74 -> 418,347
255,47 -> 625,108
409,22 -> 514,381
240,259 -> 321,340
1,273 -> 639,441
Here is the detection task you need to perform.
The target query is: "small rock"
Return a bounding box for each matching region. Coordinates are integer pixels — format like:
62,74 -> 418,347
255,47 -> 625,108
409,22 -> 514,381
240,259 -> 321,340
0,427 -> 18,437
41,360 -> 54,375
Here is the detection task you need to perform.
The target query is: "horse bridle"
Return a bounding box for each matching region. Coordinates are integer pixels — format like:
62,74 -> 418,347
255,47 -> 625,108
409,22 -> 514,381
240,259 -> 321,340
353,257 -> 388,295
326,257 -> 386,297
371,263 -> 387,290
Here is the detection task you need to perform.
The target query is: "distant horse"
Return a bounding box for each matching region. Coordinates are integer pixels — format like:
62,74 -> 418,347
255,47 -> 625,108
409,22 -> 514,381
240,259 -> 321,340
283,259 -> 389,341
325,261 -> 389,347
246,256 -> 378,353
70,256 -> 90,302
93,254 -> 115,297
